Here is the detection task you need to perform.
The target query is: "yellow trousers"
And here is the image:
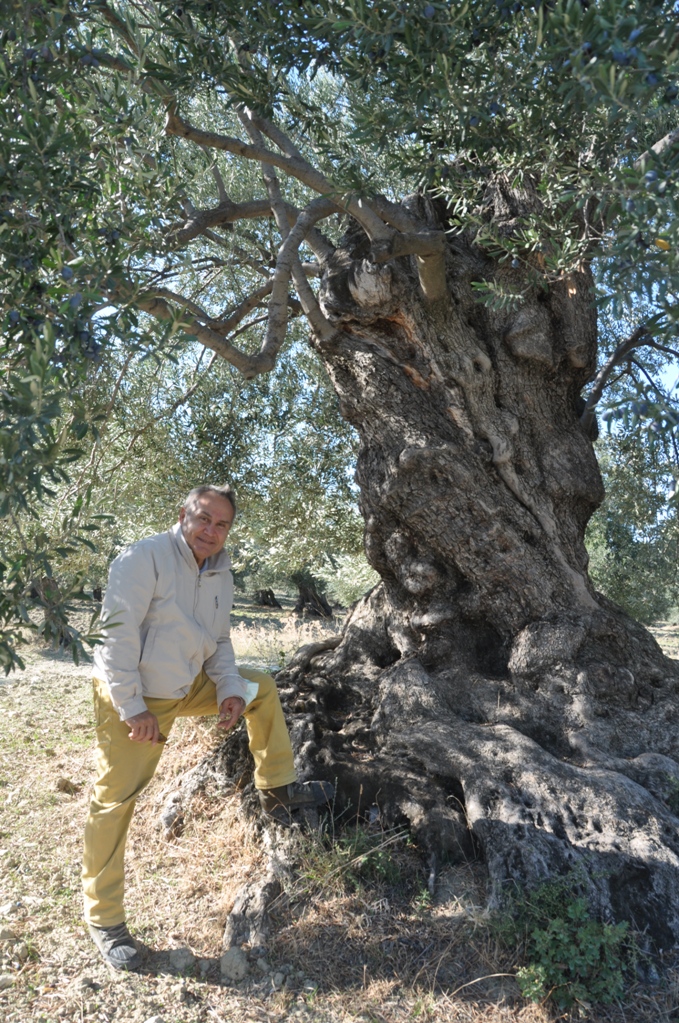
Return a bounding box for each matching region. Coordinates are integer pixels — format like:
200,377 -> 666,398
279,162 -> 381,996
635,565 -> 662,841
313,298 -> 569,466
82,667 -> 296,927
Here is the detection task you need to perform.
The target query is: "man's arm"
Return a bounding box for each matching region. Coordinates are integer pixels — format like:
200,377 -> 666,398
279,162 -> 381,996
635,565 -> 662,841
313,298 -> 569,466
203,585 -> 249,707
96,543 -> 158,723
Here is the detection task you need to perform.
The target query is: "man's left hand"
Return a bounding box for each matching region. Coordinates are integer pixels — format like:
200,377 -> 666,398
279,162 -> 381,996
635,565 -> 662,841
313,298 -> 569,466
218,696 -> 246,731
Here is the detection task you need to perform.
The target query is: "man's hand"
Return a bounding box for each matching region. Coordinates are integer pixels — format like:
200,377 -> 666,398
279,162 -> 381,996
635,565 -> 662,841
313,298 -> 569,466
125,710 -> 161,744
218,696 -> 246,731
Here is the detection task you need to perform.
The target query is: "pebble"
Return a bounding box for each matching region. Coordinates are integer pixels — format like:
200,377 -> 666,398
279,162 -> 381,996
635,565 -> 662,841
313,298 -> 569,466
14,942 -> 28,961
0,901 -> 21,917
55,777 -> 79,794
303,979 -> 318,993
0,974 -> 14,989
0,927 -> 16,941
198,959 -> 211,975
144,1017 -> 165,1023
272,971 -> 285,990
255,957 -> 271,973
168,947 -> 195,972
220,946 -> 249,982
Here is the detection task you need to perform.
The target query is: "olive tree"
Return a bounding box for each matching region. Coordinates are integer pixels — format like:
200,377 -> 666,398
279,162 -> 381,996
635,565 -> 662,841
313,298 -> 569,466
5,0 -> 679,944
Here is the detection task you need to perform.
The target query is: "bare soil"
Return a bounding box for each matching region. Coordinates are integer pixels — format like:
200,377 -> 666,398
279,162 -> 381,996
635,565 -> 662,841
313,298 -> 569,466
1,605 -> 678,1023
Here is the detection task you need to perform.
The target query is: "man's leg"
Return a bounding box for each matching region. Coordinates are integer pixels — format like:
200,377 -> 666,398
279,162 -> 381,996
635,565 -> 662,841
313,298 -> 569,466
82,680 -> 181,932
177,668 -> 332,815
175,667 -> 296,788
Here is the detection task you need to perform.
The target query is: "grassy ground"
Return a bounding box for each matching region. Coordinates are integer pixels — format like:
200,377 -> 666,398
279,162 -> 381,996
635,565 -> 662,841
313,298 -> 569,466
1,602 -> 678,1023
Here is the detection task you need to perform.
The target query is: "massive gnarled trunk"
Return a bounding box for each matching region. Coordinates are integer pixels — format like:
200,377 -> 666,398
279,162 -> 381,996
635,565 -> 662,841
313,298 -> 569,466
234,195 -> 679,946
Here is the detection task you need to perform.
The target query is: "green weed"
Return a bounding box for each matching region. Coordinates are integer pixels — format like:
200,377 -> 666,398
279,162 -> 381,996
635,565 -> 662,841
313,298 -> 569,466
293,822 -> 410,898
497,873 -> 632,1010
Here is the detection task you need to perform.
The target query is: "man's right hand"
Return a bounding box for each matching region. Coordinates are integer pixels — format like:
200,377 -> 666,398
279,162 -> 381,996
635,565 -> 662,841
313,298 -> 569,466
124,710 -> 161,744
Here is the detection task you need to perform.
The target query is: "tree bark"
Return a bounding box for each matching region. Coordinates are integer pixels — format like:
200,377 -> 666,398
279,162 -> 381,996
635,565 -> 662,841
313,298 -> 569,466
265,195 -> 679,948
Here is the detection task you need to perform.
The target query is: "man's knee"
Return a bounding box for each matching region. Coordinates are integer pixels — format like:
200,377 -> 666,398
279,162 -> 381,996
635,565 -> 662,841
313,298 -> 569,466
238,667 -> 277,700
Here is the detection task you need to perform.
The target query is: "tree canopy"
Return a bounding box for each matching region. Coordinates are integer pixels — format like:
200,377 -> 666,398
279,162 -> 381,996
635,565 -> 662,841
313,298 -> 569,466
3,0 -> 679,665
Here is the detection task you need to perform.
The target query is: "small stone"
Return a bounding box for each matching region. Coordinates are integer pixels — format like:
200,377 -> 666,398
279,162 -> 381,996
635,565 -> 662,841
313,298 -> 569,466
0,927 -> 16,941
255,957 -> 271,973
220,947 -> 249,982
272,972 -> 285,990
303,979 -> 318,993
0,974 -> 14,989
169,947 -> 195,972
55,777 -> 80,795
144,1017 -> 165,1023
279,963 -> 293,975
78,977 -> 94,991
14,942 -> 28,961
198,959 -> 211,975
0,902 -> 21,917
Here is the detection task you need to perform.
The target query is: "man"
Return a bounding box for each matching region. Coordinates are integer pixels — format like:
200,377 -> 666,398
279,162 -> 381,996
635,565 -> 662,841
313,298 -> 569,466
83,484 -> 333,971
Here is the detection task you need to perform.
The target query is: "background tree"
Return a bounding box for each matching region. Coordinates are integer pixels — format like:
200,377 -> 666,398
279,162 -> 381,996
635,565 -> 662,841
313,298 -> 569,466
5,0 -> 679,945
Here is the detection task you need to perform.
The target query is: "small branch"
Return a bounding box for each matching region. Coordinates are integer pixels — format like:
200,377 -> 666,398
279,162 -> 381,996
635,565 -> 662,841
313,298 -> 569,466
96,2 -> 142,58
104,351 -> 135,414
646,340 -> 679,361
630,357 -> 673,403
211,283 -> 276,332
207,154 -> 229,202
371,193 -> 422,234
634,127 -> 679,170
581,325 -> 650,430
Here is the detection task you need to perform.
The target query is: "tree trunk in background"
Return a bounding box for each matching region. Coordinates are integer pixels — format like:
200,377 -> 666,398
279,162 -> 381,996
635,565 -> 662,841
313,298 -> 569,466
234,194 -> 679,947
254,588 -> 282,609
291,570 -> 333,618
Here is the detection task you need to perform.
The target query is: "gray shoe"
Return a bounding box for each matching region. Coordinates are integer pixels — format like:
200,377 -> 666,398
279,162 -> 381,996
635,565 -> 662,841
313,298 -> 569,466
88,922 -> 142,971
259,780 -> 335,821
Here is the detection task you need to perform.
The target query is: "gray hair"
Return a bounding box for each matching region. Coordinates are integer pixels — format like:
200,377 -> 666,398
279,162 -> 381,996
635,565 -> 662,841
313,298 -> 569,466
182,484 -> 237,518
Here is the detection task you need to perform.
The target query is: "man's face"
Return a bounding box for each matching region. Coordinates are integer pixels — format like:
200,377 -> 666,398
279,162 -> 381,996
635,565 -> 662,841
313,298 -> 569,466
179,492 -> 235,566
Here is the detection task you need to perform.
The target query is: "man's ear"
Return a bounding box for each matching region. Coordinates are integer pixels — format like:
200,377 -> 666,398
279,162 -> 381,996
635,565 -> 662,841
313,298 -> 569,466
178,507 -> 186,523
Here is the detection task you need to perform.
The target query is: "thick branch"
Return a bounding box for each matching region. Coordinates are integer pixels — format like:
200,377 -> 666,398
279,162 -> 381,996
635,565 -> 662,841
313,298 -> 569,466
168,198 -> 273,245
581,325 -> 650,430
370,229 -> 448,302
108,281 -> 271,376
165,108 -> 393,244
239,111 -> 336,354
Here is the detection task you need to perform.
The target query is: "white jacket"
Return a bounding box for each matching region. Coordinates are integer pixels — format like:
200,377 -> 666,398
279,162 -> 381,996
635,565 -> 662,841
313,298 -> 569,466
93,522 -> 249,720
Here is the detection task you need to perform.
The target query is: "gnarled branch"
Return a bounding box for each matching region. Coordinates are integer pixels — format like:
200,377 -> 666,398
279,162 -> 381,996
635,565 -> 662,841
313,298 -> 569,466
165,107 -> 393,245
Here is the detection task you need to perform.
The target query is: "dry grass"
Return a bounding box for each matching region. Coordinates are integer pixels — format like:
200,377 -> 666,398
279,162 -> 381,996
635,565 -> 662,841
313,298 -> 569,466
0,611 -> 678,1023
230,615 -> 342,670
651,622 -> 679,660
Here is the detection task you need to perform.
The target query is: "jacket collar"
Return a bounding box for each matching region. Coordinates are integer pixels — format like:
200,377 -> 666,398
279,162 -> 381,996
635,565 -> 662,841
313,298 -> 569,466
169,521 -> 232,574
